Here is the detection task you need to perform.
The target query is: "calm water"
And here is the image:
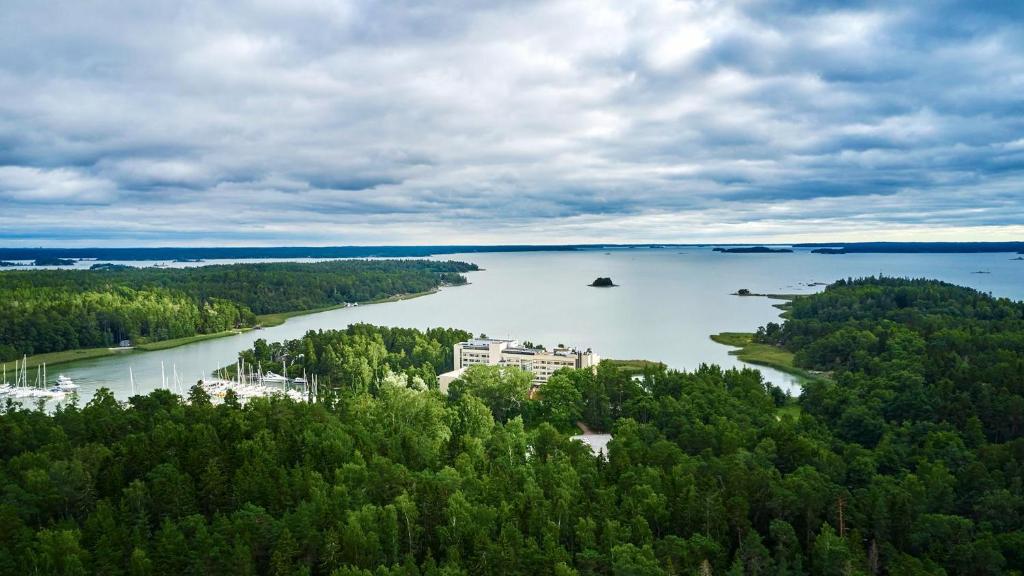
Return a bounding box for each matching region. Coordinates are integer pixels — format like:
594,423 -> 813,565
13,248 -> 1024,401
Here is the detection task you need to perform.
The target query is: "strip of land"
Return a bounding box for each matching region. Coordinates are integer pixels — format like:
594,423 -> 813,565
135,330 -> 249,351
255,288 -> 441,327
0,347 -> 134,372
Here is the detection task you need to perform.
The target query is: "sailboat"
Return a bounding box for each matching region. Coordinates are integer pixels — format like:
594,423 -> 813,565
0,363 -> 11,395
4,358 -> 65,400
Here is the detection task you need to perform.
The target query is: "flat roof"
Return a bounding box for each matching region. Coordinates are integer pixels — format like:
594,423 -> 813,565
462,338 -> 518,346
503,347 -> 539,355
438,367 -> 467,378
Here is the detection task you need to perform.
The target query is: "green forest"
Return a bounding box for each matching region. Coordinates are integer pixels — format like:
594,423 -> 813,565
0,260 -> 476,361
1,277 -> 1022,574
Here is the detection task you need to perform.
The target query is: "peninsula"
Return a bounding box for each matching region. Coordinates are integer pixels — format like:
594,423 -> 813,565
0,259 -> 478,369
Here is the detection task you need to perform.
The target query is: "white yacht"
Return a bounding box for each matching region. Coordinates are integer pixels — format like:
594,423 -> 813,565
54,374 -> 78,391
262,371 -> 287,384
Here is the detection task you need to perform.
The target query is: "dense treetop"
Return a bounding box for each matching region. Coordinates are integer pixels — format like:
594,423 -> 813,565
755,276 -> 1024,443
1,278 -> 1022,575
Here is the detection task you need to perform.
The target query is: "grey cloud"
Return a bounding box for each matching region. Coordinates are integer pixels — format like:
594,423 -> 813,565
0,0 -> 1022,245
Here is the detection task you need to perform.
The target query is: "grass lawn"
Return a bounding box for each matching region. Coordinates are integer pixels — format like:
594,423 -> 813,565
1,347 -> 134,372
603,358 -> 667,375
776,403 -> 802,420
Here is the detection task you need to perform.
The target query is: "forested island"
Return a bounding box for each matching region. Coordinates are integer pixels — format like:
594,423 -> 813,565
589,277 -> 616,287
0,277 -> 1021,574
33,257 -> 76,266
713,246 -> 793,253
0,260 -> 476,363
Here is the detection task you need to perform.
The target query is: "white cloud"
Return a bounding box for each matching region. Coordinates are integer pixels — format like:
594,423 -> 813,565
0,166 -> 118,204
0,0 -> 1021,245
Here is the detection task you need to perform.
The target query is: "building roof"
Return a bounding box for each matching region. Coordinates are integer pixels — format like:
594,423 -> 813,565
461,338 -> 519,349
503,347 -> 540,355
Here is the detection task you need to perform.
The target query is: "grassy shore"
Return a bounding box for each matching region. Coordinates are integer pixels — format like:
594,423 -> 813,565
3,288 -> 448,370
255,288 -> 440,327
136,329 -> 248,351
1,347 -> 134,372
709,332 -> 826,383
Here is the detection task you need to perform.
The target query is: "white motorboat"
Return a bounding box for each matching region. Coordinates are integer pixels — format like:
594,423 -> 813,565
262,371 -> 287,384
54,374 -> 78,391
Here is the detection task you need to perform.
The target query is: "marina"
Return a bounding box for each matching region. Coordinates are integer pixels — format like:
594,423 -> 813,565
0,356 -> 75,401
196,358 -> 319,404
1,352 -> 318,407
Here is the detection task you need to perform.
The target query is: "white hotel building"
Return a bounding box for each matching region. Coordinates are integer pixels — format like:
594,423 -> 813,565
439,338 -> 599,393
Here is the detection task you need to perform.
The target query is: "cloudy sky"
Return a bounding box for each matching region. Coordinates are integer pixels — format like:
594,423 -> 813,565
2,0 -> 1023,246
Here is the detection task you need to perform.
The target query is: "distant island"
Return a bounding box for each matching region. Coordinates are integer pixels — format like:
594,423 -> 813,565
713,246 -> 793,253
173,258 -> 204,263
802,241 -> 1024,254
589,277 -> 617,287
0,261 -> 17,267
33,257 -> 75,266
90,263 -> 131,271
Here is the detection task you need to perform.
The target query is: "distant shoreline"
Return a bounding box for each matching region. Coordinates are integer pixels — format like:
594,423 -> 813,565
2,241 -> 1023,261
796,241 -> 1024,254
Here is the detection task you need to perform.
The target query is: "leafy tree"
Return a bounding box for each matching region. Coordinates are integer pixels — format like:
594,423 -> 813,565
448,365 -> 532,422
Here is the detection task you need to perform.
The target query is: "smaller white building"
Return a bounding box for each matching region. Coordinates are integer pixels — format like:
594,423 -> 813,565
437,366 -> 467,395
